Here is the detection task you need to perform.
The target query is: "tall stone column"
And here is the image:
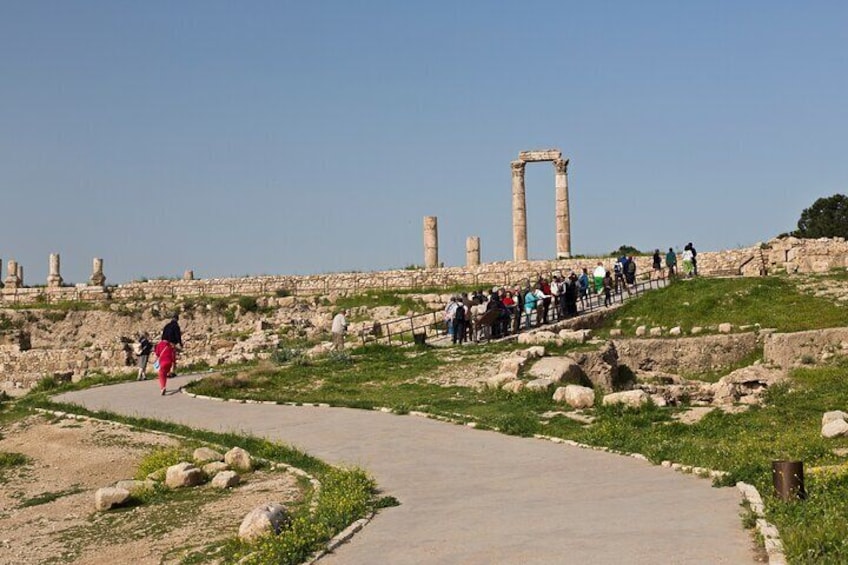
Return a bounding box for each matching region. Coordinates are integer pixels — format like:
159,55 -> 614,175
423,216 -> 439,270
90,257 -> 106,287
5,259 -> 20,289
16,264 -> 24,287
554,158 -> 571,258
466,236 -> 481,267
512,160 -> 528,261
47,253 -> 63,287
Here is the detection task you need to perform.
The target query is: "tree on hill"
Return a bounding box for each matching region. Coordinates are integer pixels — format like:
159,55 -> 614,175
610,244 -> 642,257
794,194 -> 848,239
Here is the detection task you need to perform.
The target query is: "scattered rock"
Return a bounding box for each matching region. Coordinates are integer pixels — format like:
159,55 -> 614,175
238,503 -> 290,541
718,323 -> 733,333
499,356 -> 526,377
602,390 -> 649,408
94,487 -> 131,511
635,325 -> 647,337
649,327 -> 662,337
165,462 -> 204,488
669,327 -> 682,336
202,461 -> 230,475
558,329 -> 589,343
672,406 -> 715,425
711,365 -> 787,406
114,479 -> 154,495
609,329 -> 622,337
225,447 -> 253,472
211,470 -> 241,489
525,378 -> 555,392
822,411 -> 848,427
569,342 -> 620,392
486,373 -> 516,389
501,380 -> 525,393
515,346 -> 545,359
193,447 -> 224,464
822,419 -> 848,439
690,326 -> 703,335
553,385 -> 595,409
527,357 -> 583,383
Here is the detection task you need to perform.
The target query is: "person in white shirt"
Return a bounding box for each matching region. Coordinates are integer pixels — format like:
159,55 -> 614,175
332,309 -> 348,351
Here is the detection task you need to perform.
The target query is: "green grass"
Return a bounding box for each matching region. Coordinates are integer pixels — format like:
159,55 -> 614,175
603,276 -> 848,334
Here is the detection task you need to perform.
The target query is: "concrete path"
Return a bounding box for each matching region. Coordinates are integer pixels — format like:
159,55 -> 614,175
57,380 -> 755,564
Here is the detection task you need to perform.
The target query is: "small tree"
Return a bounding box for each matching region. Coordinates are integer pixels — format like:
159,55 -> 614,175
795,194 -> 848,239
610,244 -> 642,257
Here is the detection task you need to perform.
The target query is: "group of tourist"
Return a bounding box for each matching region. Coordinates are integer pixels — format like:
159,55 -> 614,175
443,242 -> 699,344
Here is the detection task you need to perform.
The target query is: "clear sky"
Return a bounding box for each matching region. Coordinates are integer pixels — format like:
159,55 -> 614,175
2,1 -> 847,284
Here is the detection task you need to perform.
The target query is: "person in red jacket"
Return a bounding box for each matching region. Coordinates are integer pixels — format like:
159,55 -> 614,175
154,340 -> 175,395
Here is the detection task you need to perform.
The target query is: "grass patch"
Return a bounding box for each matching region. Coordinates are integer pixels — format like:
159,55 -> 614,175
603,276 -> 848,334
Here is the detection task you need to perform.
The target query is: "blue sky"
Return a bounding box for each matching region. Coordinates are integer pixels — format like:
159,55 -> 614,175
2,1 -> 846,284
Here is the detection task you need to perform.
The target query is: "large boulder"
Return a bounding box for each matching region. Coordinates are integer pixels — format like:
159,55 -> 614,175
553,385 -> 595,409
711,365 -> 787,406
570,342 -> 621,392
239,503 -> 291,541
823,411 -> 848,427
94,487 -> 131,511
526,357 -> 583,384
499,356 -> 527,377
603,390 -> 649,408
165,462 -> 204,488
225,447 -> 253,472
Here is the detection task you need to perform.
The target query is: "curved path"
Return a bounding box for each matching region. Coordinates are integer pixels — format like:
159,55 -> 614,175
57,380 -> 754,564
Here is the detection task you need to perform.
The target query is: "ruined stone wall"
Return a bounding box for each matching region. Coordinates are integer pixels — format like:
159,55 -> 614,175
1,238 -> 847,306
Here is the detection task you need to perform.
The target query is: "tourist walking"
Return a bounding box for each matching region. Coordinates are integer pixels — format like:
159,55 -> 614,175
136,332 -> 152,381
652,249 -> 663,279
682,246 -> 695,277
153,339 -> 175,395
666,248 -> 677,278
452,301 -> 467,344
602,270 -> 613,307
332,309 -> 349,351
593,263 -> 606,294
688,242 -> 698,276
625,255 -> 637,287
161,314 -> 182,378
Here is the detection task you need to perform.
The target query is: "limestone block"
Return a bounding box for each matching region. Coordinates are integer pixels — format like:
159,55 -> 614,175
525,378 -> 555,392
114,480 -> 154,495
558,330 -> 588,343
211,470 -> 241,489
669,327 -> 682,336
225,447 -> 253,472
602,390 -> 649,408
822,411 -> 848,427
486,373 -> 515,389
609,329 -> 622,337
649,327 -> 662,337
501,380 -> 525,393
718,323 -> 733,333
499,356 -> 526,377
165,462 -> 204,488
193,447 -> 224,464
553,385 -> 595,408
527,356 -> 583,383
635,326 -> 647,337
238,503 -> 290,541
94,487 -> 131,511
518,149 -> 562,162
691,326 -> 703,335
203,461 -> 230,476
822,419 -> 848,439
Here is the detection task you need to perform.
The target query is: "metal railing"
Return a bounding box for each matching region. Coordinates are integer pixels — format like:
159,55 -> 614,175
358,272 -> 671,346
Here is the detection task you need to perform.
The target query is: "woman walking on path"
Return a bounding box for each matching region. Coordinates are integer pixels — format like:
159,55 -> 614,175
154,340 -> 175,395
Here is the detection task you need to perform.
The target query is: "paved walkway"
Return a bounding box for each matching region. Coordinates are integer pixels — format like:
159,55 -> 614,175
57,380 -> 755,564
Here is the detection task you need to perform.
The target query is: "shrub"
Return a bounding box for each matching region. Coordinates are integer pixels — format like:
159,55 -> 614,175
238,296 -> 259,313
135,447 -> 192,481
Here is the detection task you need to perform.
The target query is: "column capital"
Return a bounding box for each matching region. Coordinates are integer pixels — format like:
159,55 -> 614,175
511,160 -> 526,177
553,158 -> 569,174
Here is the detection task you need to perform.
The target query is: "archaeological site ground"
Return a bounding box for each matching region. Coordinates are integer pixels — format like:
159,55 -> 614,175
2,236 -> 848,563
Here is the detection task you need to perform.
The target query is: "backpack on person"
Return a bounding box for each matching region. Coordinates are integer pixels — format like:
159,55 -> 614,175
454,304 -> 466,321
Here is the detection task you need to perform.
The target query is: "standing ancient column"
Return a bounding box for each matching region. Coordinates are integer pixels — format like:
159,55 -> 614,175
47,253 -> 63,287
16,264 -> 24,287
423,216 -> 439,270
5,259 -> 20,288
466,236 -> 481,267
554,158 -> 571,258
512,160 -> 528,261
90,257 -> 106,286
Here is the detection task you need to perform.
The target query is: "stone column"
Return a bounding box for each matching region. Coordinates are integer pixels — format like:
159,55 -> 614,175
90,257 -> 106,287
554,158 -> 571,258
511,160 -> 528,261
47,253 -> 63,288
466,236 -> 481,267
423,216 -> 439,270
16,264 -> 24,287
183,270 -> 194,281
5,259 -> 20,289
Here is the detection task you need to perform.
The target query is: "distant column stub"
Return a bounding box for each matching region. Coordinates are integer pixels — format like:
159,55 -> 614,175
423,216 -> 439,270
183,270 -> 195,281
518,149 -> 562,162
90,257 -> 106,287
48,253 -> 63,288
466,236 -> 481,267
5,259 -> 21,289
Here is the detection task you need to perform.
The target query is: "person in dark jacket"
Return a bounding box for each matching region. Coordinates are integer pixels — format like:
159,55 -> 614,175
136,332 -> 153,381
161,314 -> 182,378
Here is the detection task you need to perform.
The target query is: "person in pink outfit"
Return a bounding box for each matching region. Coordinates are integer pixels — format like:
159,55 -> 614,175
153,340 -> 175,395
